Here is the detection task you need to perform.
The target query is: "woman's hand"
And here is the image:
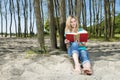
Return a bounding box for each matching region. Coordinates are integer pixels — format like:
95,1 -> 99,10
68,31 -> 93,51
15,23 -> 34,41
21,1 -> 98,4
64,39 -> 70,48
64,39 -> 70,44
78,42 -> 86,46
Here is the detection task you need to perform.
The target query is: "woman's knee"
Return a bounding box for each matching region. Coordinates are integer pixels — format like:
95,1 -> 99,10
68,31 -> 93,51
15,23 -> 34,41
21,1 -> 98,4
79,50 -> 89,60
71,42 -> 79,47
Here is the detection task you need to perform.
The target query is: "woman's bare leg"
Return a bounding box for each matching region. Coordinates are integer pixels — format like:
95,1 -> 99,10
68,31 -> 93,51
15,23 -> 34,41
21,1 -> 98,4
72,53 -> 81,73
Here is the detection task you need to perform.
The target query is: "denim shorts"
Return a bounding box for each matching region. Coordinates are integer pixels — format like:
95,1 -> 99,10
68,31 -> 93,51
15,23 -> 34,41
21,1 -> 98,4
67,42 -> 90,65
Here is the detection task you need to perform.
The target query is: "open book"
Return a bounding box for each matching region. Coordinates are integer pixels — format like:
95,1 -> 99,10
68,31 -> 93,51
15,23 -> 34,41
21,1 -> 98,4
66,30 -> 88,42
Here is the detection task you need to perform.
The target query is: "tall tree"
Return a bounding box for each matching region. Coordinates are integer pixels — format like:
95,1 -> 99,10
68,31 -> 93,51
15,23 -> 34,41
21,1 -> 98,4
4,0 -> 8,37
0,0 -> 3,37
58,0 -> 66,50
104,0 -> 109,40
47,0 -> 57,49
17,0 -> 22,37
107,0 -> 111,38
22,0 -> 28,37
92,0 -> 96,37
89,0 -> 92,35
12,0 -> 17,37
29,0 -> 34,37
34,0 -> 45,52
99,0 -> 103,37
75,0 -> 81,25
111,0 -> 115,38
68,0 -> 74,15
9,0 -> 13,37
53,0 -> 60,35
82,0 -> 87,29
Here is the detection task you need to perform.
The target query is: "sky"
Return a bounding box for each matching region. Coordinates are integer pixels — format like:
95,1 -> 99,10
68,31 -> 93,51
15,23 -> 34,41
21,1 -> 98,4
0,0 -> 120,34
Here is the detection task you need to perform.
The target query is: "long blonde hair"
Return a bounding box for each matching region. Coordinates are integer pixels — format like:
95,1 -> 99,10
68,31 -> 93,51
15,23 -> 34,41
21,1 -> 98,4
65,16 -> 79,33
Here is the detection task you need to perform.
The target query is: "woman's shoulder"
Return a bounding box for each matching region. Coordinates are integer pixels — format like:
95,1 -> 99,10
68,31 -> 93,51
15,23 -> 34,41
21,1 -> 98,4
65,30 -> 70,33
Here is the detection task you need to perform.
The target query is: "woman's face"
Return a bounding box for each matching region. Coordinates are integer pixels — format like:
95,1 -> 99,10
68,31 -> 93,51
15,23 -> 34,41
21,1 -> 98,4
70,18 -> 77,28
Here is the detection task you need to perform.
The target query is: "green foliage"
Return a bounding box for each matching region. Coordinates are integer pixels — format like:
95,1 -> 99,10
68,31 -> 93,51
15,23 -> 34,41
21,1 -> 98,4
115,13 -> 120,33
44,19 -> 49,34
25,47 -> 48,58
44,17 -> 59,34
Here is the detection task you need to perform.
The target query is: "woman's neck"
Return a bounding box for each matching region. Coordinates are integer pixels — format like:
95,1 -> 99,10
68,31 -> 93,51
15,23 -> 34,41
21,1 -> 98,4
71,27 -> 77,33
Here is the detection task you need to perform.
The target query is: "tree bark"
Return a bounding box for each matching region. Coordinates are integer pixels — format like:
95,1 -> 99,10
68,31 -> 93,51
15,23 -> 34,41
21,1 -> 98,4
9,0 -> 13,37
58,0 -> 66,50
12,0 -> 17,37
111,0 -> 115,38
104,0 -> 108,40
0,0 -> 3,37
17,0 -> 21,37
75,0 -> 81,25
47,0 -> 57,49
4,0 -> 8,37
34,0 -> 45,52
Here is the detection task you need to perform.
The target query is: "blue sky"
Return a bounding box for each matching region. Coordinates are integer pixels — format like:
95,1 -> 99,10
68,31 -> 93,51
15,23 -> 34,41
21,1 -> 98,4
0,0 -> 120,34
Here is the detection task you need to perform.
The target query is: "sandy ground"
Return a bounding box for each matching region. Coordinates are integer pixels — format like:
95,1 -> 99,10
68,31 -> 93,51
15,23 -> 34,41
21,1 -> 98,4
0,37 -> 120,80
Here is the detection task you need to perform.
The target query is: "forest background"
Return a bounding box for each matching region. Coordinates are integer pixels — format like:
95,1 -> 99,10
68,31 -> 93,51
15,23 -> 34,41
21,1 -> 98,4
0,0 -> 120,51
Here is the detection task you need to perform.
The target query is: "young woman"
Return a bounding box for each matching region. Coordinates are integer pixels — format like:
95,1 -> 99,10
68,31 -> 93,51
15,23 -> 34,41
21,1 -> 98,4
64,16 -> 92,75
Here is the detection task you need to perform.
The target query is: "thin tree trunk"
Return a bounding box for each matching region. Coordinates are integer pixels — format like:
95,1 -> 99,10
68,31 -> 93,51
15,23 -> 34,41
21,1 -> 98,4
53,0 -> 60,35
22,0 -> 28,37
111,0 -> 115,38
34,0 -> 45,52
99,0 -> 103,37
47,0 -> 57,49
75,0 -> 81,25
89,0 -> 92,35
29,0 -> 33,37
82,0 -> 87,29
0,0 -> 3,37
9,0 -> 13,37
4,0 -> 8,37
107,0 -> 111,38
92,0 -> 95,37
12,0 -> 17,37
104,0 -> 108,40
17,0 -> 21,37
58,0 -> 66,50
68,0 -> 73,15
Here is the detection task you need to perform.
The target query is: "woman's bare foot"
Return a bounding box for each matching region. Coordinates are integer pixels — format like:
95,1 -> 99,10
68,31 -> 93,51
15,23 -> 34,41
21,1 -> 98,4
82,67 -> 92,75
73,64 -> 81,73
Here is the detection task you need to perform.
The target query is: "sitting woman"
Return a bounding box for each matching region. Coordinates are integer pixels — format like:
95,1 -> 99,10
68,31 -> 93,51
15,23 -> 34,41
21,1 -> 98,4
64,16 -> 92,75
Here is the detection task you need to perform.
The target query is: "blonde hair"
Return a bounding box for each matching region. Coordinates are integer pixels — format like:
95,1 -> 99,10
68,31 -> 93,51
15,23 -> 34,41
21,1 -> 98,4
65,16 -> 79,33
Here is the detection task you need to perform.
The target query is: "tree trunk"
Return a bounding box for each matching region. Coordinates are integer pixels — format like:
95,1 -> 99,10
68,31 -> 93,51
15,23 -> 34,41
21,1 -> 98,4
17,0 -> 21,37
99,0 -> 103,37
47,0 -> 57,49
107,0 -> 111,38
92,0 -> 95,37
9,0 -> 13,37
22,0 -> 28,37
81,0 -> 87,29
12,0 -> 17,37
104,0 -> 108,40
34,0 -> 45,52
29,0 -> 33,37
58,0 -> 66,50
75,0 -> 81,25
89,0 -> 92,35
0,0 -> 3,37
111,0 -> 115,38
4,0 -> 8,37
68,0 -> 74,15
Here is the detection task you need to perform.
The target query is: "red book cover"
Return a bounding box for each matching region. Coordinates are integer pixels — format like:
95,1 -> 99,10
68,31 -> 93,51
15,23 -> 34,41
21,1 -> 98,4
66,30 -> 88,42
